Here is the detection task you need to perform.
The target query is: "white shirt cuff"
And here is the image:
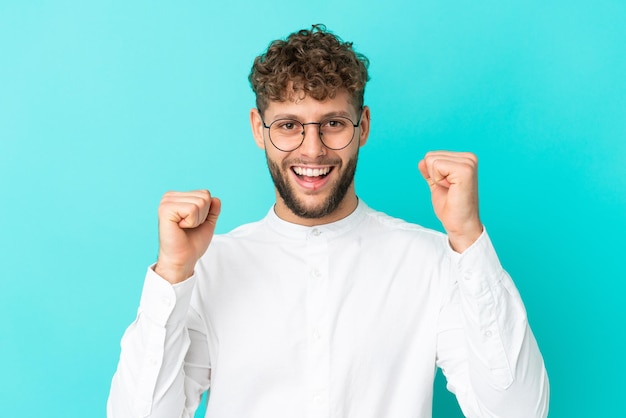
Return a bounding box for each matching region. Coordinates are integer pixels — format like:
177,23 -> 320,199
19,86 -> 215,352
137,265 -> 197,327
448,228 -> 504,296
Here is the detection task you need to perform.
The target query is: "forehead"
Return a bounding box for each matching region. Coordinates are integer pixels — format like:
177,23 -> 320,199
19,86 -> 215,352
264,90 -> 357,119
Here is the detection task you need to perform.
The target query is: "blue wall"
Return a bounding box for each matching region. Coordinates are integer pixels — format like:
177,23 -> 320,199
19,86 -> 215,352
1,1 -> 624,416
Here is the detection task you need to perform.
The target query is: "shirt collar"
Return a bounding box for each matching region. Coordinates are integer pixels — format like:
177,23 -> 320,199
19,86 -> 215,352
264,198 -> 368,240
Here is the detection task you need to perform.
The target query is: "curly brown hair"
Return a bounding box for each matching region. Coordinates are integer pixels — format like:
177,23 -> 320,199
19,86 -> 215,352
249,24 -> 370,115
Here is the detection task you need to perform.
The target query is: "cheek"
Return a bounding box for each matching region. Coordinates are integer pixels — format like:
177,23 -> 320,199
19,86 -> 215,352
266,150 -> 290,172
340,146 -> 360,164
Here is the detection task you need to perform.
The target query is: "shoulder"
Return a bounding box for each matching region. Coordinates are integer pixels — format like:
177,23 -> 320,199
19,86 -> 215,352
213,218 -> 269,244
349,204 -> 450,259
361,205 -> 445,241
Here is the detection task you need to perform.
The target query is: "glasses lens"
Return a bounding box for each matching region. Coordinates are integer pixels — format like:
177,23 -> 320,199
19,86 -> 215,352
319,117 -> 356,150
269,119 -> 304,151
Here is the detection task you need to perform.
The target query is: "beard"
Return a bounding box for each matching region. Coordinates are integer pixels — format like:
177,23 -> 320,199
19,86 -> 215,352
266,153 -> 358,219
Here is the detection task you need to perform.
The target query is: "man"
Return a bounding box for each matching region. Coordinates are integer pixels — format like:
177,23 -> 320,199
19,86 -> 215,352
108,25 -> 549,417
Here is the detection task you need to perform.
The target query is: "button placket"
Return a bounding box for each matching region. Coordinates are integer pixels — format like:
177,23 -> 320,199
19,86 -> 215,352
305,229 -> 330,417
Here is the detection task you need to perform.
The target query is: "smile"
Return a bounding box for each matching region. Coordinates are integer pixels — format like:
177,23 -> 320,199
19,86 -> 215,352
292,166 -> 332,177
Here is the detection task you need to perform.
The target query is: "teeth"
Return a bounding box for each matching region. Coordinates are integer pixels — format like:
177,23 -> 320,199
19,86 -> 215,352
294,166 -> 330,177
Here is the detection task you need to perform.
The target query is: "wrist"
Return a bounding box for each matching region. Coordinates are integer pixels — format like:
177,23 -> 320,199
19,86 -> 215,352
447,223 -> 483,253
154,260 -> 195,284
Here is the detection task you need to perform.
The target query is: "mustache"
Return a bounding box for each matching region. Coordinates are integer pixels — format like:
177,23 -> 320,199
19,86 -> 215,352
282,157 -> 341,167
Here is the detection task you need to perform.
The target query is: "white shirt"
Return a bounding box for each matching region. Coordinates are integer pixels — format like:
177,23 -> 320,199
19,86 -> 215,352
108,201 -> 549,418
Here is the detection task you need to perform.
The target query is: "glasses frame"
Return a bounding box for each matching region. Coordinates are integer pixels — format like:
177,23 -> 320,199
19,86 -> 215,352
261,110 -> 363,152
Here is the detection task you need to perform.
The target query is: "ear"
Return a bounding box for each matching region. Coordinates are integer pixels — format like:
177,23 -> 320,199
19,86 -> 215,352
358,106 -> 371,147
250,108 -> 266,150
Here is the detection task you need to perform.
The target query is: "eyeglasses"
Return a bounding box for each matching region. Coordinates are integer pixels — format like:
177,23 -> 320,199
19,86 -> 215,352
261,113 -> 362,152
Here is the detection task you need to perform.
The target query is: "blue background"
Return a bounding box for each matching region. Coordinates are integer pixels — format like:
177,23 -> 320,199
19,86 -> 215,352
1,1 -> 624,416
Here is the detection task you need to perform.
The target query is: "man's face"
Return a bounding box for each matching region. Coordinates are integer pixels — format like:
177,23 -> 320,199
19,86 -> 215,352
250,90 -> 370,225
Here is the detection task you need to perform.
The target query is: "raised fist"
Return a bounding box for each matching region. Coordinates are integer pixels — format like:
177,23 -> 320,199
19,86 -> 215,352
154,190 -> 221,284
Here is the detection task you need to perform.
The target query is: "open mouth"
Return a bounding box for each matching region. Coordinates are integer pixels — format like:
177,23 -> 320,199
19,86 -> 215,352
291,166 -> 334,190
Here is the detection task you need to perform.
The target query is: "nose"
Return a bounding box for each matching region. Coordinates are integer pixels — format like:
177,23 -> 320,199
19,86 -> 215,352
298,123 -> 326,157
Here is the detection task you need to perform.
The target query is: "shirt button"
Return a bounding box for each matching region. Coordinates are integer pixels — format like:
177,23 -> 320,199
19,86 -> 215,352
312,328 -> 322,340
311,228 -> 321,236
311,268 -> 321,279
160,296 -> 172,307
485,330 -> 493,338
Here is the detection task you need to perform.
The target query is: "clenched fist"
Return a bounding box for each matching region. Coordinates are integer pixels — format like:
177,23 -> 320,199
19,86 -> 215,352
418,151 -> 483,253
154,190 -> 221,284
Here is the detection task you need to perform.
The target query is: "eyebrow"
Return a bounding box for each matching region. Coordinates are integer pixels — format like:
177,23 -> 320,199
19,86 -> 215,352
270,110 -> 355,121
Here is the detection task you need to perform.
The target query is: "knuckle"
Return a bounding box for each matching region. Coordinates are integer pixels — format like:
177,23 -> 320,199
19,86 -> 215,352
187,201 -> 201,214
160,191 -> 178,205
460,164 -> 473,175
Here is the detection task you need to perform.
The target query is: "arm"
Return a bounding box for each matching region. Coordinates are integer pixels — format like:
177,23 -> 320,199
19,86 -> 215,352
107,270 -> 211,417
436,230 -> 549,417
107,190 -> 221,417
419,152 -> 549,416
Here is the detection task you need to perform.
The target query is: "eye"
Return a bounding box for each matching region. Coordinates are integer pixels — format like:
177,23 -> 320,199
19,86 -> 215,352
276,120 -> 300,131
322,118 -> 347,129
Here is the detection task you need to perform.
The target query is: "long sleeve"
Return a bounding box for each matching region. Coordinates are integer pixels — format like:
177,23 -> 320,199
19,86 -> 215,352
436,230 -> 550,418
107,267 -> 211,418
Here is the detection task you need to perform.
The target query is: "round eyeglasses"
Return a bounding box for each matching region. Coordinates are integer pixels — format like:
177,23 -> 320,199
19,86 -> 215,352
261,114 -> 362,152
